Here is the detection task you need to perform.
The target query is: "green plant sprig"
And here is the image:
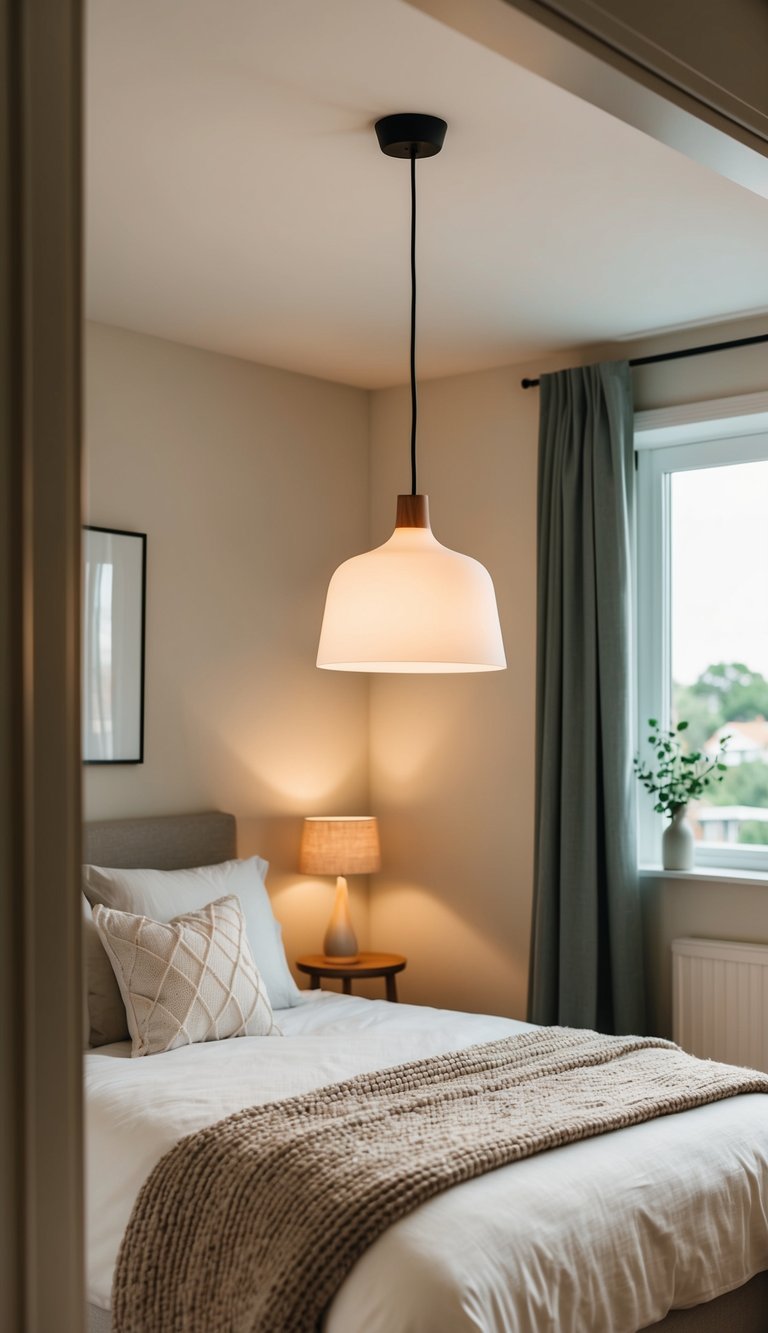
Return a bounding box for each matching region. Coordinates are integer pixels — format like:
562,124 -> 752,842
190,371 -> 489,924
633,718 -> 730,819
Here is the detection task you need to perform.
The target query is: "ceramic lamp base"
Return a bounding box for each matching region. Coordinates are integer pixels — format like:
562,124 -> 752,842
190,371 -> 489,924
323,876 -> 359,962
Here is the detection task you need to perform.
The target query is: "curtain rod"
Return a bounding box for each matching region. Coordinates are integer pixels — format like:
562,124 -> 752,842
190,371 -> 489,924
520,331 -> 768,389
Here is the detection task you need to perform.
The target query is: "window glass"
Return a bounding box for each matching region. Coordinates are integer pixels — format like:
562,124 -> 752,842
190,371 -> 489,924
671,460 -> 768,849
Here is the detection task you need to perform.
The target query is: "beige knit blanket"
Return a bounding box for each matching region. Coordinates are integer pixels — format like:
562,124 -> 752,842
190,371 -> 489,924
112,1027 -> 768,1333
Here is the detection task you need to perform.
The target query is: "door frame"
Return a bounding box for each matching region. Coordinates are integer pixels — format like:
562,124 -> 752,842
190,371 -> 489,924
0,1 -> 84,1327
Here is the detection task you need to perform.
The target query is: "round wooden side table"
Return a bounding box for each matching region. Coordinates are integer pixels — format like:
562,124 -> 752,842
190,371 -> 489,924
295,952 -> 407,1002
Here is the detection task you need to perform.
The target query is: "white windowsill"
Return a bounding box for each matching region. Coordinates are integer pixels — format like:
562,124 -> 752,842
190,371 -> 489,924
640,864 -> 768,889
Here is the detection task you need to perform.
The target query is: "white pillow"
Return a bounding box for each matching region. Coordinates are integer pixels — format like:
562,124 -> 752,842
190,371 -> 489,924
83,856 -> 303,1018
93,895 -> 279,1057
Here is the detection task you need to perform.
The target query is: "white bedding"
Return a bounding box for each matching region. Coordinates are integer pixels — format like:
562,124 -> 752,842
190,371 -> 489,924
85,993 -> 768,1332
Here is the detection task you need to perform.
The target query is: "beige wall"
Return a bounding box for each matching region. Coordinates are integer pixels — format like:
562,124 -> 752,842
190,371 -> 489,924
368,369 -> 538,1016
84,318 -> 768,1028
83,322 -> 372,974
368,326 -> 768,1024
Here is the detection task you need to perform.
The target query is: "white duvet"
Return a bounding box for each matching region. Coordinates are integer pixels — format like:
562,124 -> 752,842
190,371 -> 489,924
85,993 -> 768,1332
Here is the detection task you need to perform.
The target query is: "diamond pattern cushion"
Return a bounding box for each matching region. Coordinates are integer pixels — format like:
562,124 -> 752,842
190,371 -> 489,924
92,895 -> 279,1057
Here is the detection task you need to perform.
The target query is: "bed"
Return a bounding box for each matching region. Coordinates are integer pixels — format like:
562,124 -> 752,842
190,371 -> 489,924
83,812 -> 768,1333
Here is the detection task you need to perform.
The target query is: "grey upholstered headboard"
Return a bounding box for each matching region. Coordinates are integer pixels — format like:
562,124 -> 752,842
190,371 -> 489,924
83,811 -> 237,870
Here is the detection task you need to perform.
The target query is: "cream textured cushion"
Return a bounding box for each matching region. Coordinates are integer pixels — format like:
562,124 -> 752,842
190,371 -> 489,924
93,895 -> 279,1057
83,856 -> 302,1050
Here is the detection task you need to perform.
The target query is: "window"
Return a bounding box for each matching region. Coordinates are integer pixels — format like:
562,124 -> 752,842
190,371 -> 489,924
636,398 -> 768,873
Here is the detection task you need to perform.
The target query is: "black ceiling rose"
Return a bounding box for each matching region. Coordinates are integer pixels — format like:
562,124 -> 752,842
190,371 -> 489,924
374,113 -> 447,159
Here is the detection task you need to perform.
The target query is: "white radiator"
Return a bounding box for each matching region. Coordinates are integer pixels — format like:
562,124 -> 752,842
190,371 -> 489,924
672,937 -> 768,1073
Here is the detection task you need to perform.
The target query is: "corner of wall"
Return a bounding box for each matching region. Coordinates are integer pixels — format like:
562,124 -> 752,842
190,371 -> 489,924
83,322 -> 373,971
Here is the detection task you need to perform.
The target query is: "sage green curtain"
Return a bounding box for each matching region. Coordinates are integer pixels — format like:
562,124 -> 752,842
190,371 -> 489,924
527,360 -> 645,1034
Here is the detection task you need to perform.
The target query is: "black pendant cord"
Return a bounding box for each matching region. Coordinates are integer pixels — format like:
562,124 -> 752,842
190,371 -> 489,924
410,149 -> 418,496
376,114 -> 446,493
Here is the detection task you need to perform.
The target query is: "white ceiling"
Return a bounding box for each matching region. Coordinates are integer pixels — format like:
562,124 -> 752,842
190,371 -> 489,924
86,0 -> 768,389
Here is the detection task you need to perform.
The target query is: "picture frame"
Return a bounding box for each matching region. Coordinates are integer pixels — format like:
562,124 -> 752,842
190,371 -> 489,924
82,525 -> 147,764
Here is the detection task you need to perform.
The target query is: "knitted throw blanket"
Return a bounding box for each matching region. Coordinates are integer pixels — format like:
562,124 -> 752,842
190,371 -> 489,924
112,1027 -> 768,1333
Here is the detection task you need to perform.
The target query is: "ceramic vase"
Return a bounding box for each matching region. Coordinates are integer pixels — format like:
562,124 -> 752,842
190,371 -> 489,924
662,806 -> 695,871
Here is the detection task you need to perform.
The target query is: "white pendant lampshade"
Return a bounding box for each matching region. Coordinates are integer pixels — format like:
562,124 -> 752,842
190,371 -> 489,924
316,114 -> 506,676
317,495 -> 505,673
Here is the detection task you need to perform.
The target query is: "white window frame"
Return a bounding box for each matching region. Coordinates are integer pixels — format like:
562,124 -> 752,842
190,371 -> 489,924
635,391 -> 768,874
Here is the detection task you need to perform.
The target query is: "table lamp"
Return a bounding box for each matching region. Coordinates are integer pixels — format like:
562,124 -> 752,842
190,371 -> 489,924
298,816 -> 381,962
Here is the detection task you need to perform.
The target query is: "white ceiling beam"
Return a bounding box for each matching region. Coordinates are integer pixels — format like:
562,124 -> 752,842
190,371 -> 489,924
406,0 -> 768,200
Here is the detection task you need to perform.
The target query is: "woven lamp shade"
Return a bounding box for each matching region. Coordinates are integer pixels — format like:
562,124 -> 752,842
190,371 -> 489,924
299,817 -> 381,876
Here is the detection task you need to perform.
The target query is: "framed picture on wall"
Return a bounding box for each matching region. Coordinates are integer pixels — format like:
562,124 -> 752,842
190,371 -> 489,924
82,525 -> 147,764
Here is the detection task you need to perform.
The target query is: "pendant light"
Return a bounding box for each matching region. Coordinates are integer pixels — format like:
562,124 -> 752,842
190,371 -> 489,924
316,113 -> 506,674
